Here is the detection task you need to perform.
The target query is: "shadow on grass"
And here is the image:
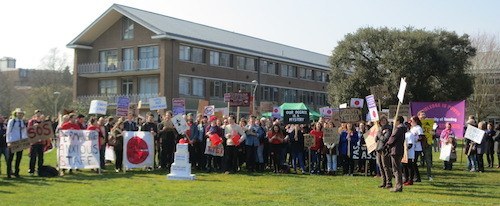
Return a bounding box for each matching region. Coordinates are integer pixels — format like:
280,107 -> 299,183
412,188 -> 500,199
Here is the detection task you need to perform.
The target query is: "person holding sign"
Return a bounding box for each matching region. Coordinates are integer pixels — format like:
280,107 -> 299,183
110,120 -> 125,172
205,116 -> 223,173
223,115 -> 245,174
476,121 -> 488,173
339,123 -> 358,176
376,117 -> 393,188
402,123 -> 415,186
6,108 -> 28,178
440,123 -> 457,170
141,113 -> 158,169
324,122 -> 338,175
385,116 -> 406,192
288,124 -> 305,174
158,111 -> 178,171
268,125 -> 284,173
27,110 -> 47,176
309,123 -> 324,174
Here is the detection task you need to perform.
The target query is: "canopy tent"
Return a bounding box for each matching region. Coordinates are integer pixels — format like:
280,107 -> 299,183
261,103 -> 321,120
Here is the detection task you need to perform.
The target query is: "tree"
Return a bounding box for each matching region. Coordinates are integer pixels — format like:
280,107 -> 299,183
328,27 -> 476,107
35,47 -> 71,86
0,71 -> 14,116
467,33 -> 500,121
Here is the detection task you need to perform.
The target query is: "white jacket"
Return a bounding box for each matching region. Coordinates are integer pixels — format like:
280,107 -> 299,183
6,118 -> 28,143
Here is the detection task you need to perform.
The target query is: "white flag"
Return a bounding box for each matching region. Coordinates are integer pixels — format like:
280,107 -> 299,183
397,78 -> 407,103
350,98 -> 364,108
123,131 -> 154,169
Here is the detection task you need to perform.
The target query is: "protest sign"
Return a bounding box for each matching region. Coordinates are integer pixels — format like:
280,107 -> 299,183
89,100 -> 107,115
366,95 -> 379,122
197,100 -> 209,116
339,103 -> 348,109
214,108 -> 229,116
421,119 -> 435,145
172,114 -> 189,134
331,108 -> 341,127
339,108 -> 362,123
350,98 -> 364,108
259,101 -> 274,113
225,92 -> 251,107
149,97 -> 167,111
439,144 -> 452,161
204,140 -> 224,157
319,107 -> 333,120
116,96 -> 130,117
172,98 -> 186,116
464,124 -> 485,144
204,105 -> 215,117
397,77 -> 407,103
322,127 -> 340,146
410,101 -> 466,138
272,107 -> 281,119
283,109 -> 310,125
304,134 -> 315,148
363,124 -> 379,154
352,144 -> 376,160
123,131 -> 154,169
9,121 -> 55,153
58,130 -> 100,169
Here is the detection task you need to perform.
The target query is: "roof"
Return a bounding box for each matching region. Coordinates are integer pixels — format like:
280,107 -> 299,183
68,4 -> 330,69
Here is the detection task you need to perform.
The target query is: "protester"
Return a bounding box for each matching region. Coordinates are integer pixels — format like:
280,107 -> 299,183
87,117 -> 104,172
288,124 -> 305,174
268,124 -> 284,173
256,118 -> 267,172
110,120 -> 124,172
0,116 -> 8,176
324,122 -> 338,175
223,115 -> 245,174
485,123 -> 496,168
205,115 -> 222,172
476,121 -> 488,173
27,110 -> 46,176
386,116 -> 406,192
97,117 -> 107,170
494,124 -> 500,168
376,116 -> 393,188
141,112 -> 158,169
241,117 -> 263,172
124,113 -> 138,131
6,108 -> 28,178
411,116 -> 423,182
440,123 -> 457,170
190,114 -> 206,170
309,122 -> 324,174
77,114 -> 87,129
403,121 -> 415,186
158,111 -> 178,170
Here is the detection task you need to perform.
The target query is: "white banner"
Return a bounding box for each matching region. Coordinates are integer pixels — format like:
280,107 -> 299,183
439,143 -> 452,161
397,78 -> 407,103
89,100 -> 108,115
123,131 -> 154,169
350,98 -> 364,108
149,97 -> 167,111
339,103 -> 348,109
464,124 -> 485,144
58,130 -> 100,169
172,114 -> 189,135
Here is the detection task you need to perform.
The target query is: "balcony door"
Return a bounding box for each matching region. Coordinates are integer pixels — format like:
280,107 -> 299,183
122,78 -> 134,96
122,48 -> 134,71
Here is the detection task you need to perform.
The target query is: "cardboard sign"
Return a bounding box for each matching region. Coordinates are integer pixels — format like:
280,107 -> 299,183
116,96 -> 130,117
283,109 -> 310,125
8,138 -> 31,153
350,98 -> 364,108
366,95 -> 379,122
389,104 -> 409,118
203,105 -> 215,117
149,97 -> 167,111
259,101 -> 274,113
172,98 -> 186,116
197,100 -> 209,116
272,106 -> 281,119
89,100 -> 107,115
439,143 -> 452,161
421,119 -> 435,145
214,108 -> 229,116
331,108 -> 341,127
322,127 -> 340,146
304,134 -> 315,148
363,124 -> 380,154
123,131 -> 154,169
464,124 -> 485,144
8,121 -> 55,153
339,108 -> 362,123
58,130 -> 100,169
225,92 -> 251,107
397,77 -> 407,103
172,114 -> 189,135
339,103 -> 348,109
204,140 -> 224,157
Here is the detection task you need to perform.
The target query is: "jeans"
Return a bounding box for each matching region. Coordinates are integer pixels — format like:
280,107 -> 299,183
291,150 -> 305,171
0,147 -> 9,174
423,147 -> 433,178
7,150 -> 23,176
29,144 -> 45,173
270,144 -> 282,172
467,154 -> 477,171
100,147 -> 106,169
310,150 -> 321,173
257,144 -> 264,164
325,154 -> 338,172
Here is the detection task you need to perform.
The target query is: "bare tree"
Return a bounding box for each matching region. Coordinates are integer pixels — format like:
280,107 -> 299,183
468,33 -> 500,121
35,47 -> 71,86
0,71 -> 14,116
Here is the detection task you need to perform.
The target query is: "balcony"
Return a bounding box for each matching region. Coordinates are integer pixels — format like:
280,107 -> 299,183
77,93 -> 159,106
77,58 -> 159,74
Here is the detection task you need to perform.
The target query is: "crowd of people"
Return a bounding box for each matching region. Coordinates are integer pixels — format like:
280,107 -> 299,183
1,108 -> 500,193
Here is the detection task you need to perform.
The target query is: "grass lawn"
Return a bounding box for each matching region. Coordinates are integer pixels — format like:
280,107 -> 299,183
0,144 -> 499,206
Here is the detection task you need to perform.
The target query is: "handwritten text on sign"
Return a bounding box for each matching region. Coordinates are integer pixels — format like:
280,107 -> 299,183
58,130 -> 100,169
339,108 -> 362,123
283,110 -> 310,124
9,121 -> 54,153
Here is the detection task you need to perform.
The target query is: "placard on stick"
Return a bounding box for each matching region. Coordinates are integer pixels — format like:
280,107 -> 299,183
283,109 -> 310,125
339,108 -> 362,123
322,127 -> 340,146
304,134 -> 315,148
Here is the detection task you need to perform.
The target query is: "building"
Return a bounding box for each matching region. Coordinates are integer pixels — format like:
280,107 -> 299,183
0,57 -> 16,71
68,4 -> 330,115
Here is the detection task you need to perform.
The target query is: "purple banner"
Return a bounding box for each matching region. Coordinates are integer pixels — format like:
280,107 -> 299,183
410,101 -> 466,138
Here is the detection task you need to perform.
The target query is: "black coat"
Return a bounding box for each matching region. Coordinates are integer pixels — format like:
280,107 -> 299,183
386,124 -> 405,157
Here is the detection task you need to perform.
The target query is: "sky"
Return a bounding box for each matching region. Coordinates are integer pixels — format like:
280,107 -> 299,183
0,0 -> 499,69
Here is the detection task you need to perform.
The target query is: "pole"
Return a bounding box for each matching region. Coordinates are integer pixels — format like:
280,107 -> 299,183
392,101 -> 402,133
378,99 -> 382,114
460,139 -> 464,164
308,149 -> 312,174
236,106 -> 240,123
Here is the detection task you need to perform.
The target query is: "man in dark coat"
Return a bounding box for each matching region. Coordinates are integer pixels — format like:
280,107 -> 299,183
386,116 -> 406,192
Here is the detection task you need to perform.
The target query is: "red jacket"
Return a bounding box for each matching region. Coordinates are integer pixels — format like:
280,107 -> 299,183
309,130 -> 324,151
61,122 -> 80,130
87,125 -> 103,148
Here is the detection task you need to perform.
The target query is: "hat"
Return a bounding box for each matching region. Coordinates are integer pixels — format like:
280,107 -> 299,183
34,109 -> 42,114
209,116 -> 217,122
14,108 -> 25,114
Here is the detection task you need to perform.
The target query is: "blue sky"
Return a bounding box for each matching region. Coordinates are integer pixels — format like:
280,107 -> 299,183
0,0 -> 499,68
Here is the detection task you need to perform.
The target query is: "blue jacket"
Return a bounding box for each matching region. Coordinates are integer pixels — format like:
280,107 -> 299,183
190,123 -> 204,142
339,131 -> 359,156
245,124 -> 264,146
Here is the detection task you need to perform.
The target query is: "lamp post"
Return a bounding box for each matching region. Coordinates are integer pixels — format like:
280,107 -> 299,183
54,91 -> 61,117
251,80 -> 259,116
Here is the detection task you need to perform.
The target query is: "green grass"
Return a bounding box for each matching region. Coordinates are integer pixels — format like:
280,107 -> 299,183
0,145 -> 499,206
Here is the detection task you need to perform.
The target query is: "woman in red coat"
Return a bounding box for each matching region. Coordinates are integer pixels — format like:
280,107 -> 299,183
267,125 -> 284,173
309,122 -> 324,174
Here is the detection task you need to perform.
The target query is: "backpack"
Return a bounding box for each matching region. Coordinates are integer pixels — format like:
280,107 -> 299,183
38,165 -> 59,177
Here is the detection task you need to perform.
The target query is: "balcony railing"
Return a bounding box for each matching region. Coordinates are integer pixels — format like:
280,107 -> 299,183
77,93 -> 159,105
78,58 -> 159,74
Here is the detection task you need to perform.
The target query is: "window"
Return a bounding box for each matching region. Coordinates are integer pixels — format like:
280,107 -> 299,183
299,68 -> 306,79
316,71 -> 327,82
260,86 -> 279,102
260,60 -> 277,75
179,45 -> 204,63
306,69 -> 313,80
211,81 -> 234,98
236,56 -> 256,71
99,50 -> 118,71
179,76 -> 205,97
238,84 -> 252,92
122,78 -> 133,95
122,48 -> 134,70
282,89 -> 297,102
281,64 -> 297,78
122,17 -> 134,40
99,79 -> 117,95
316,93 -> 327,106
138,46 -> 158,69
210,51 -> 231,67
139,77 -> 158,95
